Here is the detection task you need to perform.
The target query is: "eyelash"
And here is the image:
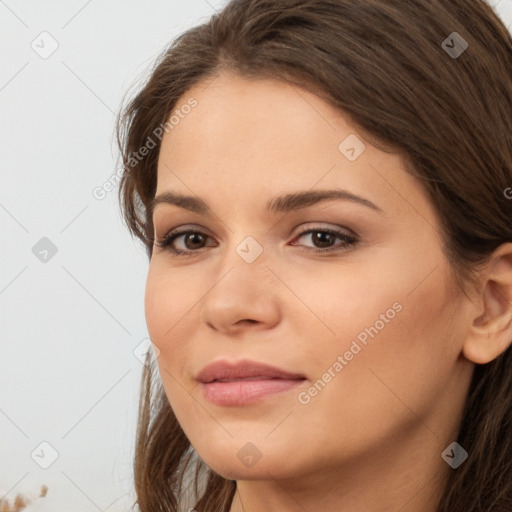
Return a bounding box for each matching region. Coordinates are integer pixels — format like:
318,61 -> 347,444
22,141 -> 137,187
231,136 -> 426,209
154,226 -> 358,257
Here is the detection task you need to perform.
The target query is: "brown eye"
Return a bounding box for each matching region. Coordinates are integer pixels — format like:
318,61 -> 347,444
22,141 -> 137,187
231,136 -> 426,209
291,228 -> 358,253
155,230 -> 214,255
310,231 -> 337,248
182,232 -> 207,250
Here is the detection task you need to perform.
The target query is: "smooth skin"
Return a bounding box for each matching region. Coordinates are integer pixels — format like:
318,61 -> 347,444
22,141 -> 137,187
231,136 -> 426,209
145,72 -> 512,512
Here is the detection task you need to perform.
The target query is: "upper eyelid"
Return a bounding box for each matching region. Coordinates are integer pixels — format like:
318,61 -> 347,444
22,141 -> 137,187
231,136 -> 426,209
157,222 -> 356,237
155,224 -> 214,241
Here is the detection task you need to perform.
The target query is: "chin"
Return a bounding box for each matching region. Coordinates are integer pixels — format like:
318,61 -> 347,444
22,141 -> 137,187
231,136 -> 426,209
195,442 -> 301,481
211,464 -> 268,481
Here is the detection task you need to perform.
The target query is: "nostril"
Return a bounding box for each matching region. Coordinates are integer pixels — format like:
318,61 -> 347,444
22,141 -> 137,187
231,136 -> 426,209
237,319 -> 258,326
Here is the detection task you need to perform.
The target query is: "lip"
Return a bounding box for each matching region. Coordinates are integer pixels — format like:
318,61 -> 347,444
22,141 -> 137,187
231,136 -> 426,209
196,359 -> 307,406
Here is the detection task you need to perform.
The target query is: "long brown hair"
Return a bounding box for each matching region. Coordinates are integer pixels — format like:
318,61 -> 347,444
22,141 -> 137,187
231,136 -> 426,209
116,1 -> 512,510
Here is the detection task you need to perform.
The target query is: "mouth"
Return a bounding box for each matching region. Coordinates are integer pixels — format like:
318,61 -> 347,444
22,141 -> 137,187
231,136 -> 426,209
196,360 -> 307,406
212,376 -> 289,382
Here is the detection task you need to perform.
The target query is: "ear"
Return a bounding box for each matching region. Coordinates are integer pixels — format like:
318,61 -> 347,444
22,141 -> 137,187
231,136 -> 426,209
463,243 -> 512,364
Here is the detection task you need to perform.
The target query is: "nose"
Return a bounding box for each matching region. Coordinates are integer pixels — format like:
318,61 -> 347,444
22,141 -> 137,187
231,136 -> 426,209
199,254 -> 281,334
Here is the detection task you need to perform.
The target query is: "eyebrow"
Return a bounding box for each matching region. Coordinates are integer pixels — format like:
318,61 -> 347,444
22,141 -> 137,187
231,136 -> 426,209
150,189 -> 382,217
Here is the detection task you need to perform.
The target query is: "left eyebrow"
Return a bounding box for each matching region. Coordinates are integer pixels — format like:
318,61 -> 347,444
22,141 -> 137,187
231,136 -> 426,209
149,188 -> 382,217
266,189 -> 382,214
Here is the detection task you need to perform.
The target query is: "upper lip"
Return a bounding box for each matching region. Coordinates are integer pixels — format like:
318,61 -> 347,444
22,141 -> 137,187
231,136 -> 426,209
196,359 -> 306,383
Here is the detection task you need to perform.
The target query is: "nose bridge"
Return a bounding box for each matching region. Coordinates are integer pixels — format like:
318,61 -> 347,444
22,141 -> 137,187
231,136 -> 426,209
207,231 -> 270,301
213,210 -> 269,272
199,232 -> 281,331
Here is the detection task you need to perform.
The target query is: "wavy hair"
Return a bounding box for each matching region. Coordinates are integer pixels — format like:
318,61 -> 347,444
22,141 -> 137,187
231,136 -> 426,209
116,1 -> 512,510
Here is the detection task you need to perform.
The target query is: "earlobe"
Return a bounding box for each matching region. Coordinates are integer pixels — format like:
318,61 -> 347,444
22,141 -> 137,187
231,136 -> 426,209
462,243 -> 512,365
464,311 -> 512,364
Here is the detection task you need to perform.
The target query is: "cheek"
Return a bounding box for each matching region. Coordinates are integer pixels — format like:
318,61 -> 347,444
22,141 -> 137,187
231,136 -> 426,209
275,255 -> 405,350
144,267 -> 169,347
144,266 -> 199,416
303,262 -> 460,433
144,264 -> 195,362
290,252 -> 460,418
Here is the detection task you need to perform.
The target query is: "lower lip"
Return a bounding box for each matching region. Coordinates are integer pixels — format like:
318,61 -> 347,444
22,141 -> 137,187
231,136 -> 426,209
200,379 -> 305,406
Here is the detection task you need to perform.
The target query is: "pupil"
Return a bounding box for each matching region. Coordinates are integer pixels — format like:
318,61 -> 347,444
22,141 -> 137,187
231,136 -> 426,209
314,232 -> 333,247
186,233 -> 204,249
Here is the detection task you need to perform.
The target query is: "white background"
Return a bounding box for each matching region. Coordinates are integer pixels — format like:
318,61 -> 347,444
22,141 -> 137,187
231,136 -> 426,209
1,1 -> 511,511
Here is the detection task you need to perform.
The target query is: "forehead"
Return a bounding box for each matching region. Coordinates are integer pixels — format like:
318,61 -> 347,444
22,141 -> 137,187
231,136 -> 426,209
154,72 -> 433,225
159,72 -> 350,165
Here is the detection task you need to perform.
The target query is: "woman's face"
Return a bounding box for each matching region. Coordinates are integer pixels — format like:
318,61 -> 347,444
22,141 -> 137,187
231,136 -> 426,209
146,72 -> 474,483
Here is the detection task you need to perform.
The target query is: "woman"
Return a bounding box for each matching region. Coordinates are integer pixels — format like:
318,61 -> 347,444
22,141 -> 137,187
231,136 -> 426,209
116,0 -> 512,510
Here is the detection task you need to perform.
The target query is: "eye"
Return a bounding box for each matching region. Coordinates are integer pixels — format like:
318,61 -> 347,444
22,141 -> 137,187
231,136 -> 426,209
291,227 -> 358,253
154,225 -> 358,257
154,229 -> 215,256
